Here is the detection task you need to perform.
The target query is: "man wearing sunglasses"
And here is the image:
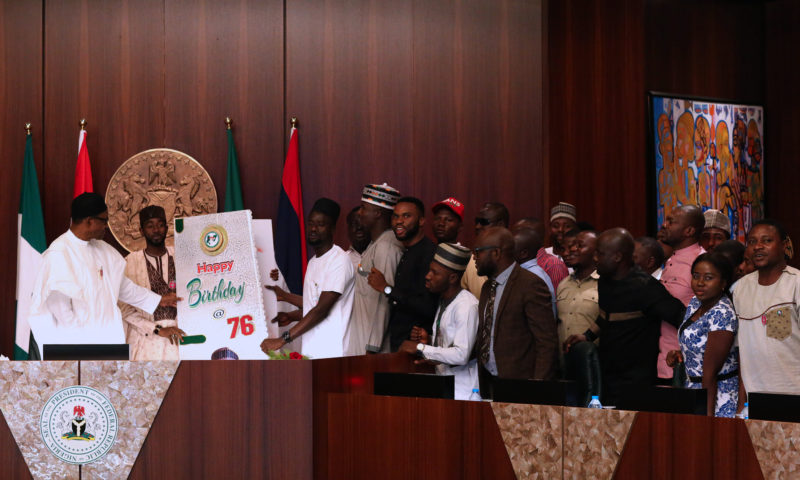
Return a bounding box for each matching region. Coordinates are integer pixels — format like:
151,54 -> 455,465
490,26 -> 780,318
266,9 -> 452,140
461,202 -> 510,299
472,226 -> 559,397
27,193 -> 180,358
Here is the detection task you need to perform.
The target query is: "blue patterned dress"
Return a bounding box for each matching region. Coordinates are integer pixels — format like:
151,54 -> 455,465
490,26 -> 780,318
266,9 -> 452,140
678,296 -> 739,417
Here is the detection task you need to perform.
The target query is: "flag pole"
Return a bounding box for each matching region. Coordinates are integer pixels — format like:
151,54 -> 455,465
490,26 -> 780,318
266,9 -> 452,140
25,123 -> 31,135
80,118 -> 87,130
290,117 -> 297,130
225,116 -> 232,130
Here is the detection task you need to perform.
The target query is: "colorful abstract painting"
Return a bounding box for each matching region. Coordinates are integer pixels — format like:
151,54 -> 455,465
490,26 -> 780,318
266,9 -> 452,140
650,93 -> 764,242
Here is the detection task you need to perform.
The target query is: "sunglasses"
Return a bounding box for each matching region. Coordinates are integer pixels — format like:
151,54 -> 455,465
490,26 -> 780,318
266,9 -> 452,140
475,217 -> 491,226
473,245 -> 499,255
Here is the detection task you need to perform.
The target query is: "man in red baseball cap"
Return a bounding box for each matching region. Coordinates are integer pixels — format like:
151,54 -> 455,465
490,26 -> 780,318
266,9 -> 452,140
431,197 -> 464,245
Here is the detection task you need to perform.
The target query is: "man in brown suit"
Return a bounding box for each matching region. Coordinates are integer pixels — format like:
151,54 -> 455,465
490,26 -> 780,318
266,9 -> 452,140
473,227 -> 559,398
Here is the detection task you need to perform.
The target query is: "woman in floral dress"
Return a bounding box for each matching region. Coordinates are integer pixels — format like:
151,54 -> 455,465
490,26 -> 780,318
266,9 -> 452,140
667,252 -> 738,417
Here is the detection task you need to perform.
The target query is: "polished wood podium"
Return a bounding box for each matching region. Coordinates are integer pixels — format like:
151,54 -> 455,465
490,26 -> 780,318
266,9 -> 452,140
0,355 -> 789,479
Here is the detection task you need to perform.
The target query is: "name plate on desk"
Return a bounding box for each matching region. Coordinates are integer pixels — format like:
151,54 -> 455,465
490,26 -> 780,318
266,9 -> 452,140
174,210 -> 267,359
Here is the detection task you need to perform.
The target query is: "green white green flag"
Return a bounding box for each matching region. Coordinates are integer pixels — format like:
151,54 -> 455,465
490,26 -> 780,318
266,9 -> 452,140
15,131 -> 47,359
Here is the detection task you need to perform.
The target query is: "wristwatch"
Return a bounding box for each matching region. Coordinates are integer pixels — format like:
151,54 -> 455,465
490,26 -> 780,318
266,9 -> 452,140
416,343 -> 425,357
384,285 -> 393,296
153,326 -> 161,336
282,330 -> 293,343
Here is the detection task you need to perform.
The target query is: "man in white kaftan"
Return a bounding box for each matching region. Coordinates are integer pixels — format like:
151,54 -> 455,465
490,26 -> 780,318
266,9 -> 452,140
120,205 -> 184,360
345,183 -> 403,355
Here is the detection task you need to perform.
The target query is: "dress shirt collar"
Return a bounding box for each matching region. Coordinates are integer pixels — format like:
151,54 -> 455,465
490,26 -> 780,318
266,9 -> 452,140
492,262 -> 516,286
520,258 -> 539,271
652,267 -> 663,280
568,269 -> 599,285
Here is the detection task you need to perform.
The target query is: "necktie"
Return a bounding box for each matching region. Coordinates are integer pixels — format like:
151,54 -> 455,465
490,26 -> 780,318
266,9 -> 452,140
479,280 -> 498,364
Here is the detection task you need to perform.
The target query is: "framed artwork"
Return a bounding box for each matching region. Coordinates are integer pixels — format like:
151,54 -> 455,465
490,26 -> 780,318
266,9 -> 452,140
647,92 -> 764,242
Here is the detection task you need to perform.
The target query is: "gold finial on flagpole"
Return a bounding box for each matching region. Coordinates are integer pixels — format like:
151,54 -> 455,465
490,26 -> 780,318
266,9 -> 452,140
79,118 -> 87,130
225,117 -> 232,130
290,117 -> 298,129
25,123 -> 32,135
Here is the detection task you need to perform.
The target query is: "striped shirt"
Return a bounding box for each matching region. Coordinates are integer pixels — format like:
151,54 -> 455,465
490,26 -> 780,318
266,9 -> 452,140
537,248 -> 569,289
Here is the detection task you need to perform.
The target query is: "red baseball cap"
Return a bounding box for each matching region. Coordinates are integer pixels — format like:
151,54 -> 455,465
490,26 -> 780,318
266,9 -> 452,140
432,197 -> 465,221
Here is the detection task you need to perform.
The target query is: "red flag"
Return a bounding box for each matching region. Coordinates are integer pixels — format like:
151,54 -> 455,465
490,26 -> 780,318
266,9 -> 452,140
275,126 -> 307,293
73,129 -> 93,198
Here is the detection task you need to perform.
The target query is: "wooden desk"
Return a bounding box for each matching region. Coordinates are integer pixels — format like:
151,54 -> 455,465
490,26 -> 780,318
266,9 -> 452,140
0,355 -> 794,479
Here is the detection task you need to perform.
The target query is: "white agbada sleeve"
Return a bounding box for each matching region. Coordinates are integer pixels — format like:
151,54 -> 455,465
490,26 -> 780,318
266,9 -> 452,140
118,275 -> 161,315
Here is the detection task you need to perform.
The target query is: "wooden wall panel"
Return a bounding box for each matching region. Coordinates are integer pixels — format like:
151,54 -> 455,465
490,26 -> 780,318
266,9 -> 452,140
287,0 -> 544,247
614,411 -> 763,479
312,353 -> 432,479
43,0 -> 165,244
0,1 -> 43,358
286,0 -> 415,243
547,0 -> 646,236
413,0 -> 544,243
765,1 -> 800,267
129,361 -> 313,479
645,0 -> 765,105
164,0 -> 284,220
326,394 -> 516,480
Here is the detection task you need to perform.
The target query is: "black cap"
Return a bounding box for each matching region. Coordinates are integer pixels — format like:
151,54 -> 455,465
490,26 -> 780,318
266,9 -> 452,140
71,192 -> 107,221
139,205 -> 166,227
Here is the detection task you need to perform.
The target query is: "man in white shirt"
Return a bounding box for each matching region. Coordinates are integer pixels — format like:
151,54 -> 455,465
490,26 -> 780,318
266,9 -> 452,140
261,198 -> 355,358
734,219 -> 800,397
400,243 -> 478,399
27,193 -> 179,358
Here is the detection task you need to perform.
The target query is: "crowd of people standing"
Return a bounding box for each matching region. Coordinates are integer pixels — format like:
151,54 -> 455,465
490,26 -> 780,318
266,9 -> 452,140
263,183 -> 799,416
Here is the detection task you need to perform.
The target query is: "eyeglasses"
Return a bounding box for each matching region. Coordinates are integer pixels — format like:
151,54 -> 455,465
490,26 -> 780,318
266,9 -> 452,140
475,217 -> 491,226
473,245 -> 499,255
91,216 -> 109,225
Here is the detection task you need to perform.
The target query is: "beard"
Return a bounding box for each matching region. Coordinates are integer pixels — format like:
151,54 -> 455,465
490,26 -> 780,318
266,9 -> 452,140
145,235 -> 165,248
395,222 -> 420,241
